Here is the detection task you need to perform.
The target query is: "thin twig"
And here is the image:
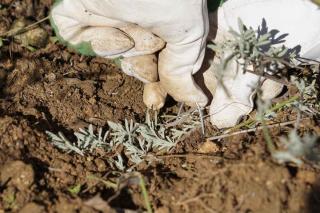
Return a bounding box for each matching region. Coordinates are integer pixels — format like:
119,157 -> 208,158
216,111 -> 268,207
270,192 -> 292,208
164,107 -> 197,128
207,119 -> 308,141
177,102 -> 185,117
0,16 -> 50,37
244,68 -> 291,86
156,153 -> 223,160
196,103 -> 205,136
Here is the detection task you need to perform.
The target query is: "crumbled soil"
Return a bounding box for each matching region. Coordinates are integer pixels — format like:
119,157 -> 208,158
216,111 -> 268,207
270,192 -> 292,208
0,1 -> 320,213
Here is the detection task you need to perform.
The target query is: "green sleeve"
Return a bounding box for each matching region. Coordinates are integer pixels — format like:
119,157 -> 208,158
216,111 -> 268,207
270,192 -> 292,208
208,0 -> 224,12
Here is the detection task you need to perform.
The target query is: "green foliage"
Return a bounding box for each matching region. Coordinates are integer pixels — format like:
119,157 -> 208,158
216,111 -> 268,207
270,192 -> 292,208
210,18 -> 320,166
47,112 -> 199,171
46,131 -> 85,156
209,18 -> 296,78
46,124 -> 110,156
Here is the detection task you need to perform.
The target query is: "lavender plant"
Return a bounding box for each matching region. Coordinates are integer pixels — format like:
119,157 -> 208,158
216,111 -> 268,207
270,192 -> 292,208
46,111 -> 199,170
208,18 -> 297,81
210,18 -> 320,166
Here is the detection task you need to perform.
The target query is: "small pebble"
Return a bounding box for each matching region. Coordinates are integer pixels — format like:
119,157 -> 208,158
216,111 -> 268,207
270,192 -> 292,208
198,140 -> 220,154
94,159 -> 106,172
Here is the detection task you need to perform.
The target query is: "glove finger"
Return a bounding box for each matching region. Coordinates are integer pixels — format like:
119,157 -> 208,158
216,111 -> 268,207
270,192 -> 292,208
51,1 -> 165,57
209,81 -> 257,128
209,58 -> 259,128
157,29 -> 209,107
51,9 -> 134,56
158,61 -> 208,107
155,0 -> 209,107
118,24 -> 165,58
143,82 -> 167,110
120,54 -> 158,83
210,100 -> 253,128
261,79 -> 284,101
73,27 -> 135,57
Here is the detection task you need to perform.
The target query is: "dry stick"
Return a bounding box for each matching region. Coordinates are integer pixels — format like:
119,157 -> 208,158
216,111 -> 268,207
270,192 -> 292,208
0,16 -> 50,37
207,119 -> 308,141
156,153 -> 223,160
196,103 -> 205,136
164,107 -> 197,128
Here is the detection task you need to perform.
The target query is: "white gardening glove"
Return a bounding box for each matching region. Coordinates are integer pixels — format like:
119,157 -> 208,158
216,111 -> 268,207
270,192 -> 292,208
50,0 -> 210,108
209,0 -> 320,128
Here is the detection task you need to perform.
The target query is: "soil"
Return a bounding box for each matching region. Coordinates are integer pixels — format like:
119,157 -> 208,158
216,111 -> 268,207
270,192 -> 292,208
0,1 -> 320,213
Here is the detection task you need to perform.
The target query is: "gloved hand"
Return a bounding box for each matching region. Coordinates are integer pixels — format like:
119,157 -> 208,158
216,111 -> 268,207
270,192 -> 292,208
50,0 -> 210,109
209,0 -> 320,128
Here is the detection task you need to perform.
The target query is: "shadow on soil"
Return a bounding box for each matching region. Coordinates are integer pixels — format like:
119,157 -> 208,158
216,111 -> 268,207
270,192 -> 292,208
307,179 -> 320,213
